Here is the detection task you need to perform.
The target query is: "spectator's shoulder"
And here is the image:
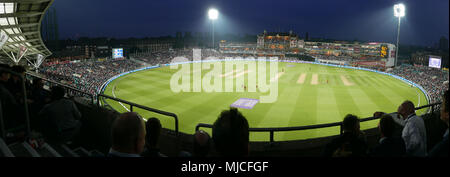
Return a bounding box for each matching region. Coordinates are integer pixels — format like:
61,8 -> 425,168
410,115 -> 425,125
39,102 -> 52,112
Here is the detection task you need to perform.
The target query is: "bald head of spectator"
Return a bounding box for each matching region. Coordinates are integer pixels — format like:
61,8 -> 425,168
193,130 -> 210,157
397,100 -> 415,119
111,112 -> 146,155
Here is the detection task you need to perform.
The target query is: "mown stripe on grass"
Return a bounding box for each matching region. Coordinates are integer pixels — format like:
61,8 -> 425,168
369,75 -> 420,103
371,78 -> 411,105
332,86 -> 362,117
285,84 -> 318,140
316,87 -> 341,124
248,85 -> 289,126
357,81 -> 398,113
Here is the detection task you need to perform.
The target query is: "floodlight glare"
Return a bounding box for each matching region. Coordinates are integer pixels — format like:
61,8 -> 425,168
393,3 -> 405,67
394,3 -> 405,17
208,8 -> 219,48
208,8 -> 218,20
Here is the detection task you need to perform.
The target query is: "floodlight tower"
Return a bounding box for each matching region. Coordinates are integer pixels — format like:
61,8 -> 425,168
208,8 -> 219,49
394,3 -> 405,67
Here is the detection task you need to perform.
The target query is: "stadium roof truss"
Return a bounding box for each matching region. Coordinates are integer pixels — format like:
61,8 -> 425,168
0,0 -> 53,66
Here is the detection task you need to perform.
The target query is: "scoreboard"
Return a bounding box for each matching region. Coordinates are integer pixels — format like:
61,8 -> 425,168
380,45 -> 388,58
112,48 -> 123,59
428,56 -> 441,68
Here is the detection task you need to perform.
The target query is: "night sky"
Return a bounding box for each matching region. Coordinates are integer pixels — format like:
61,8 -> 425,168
53,0 -> 448,47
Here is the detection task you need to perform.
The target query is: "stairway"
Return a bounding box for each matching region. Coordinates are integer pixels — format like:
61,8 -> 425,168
0,137 -> 104,157
0,137 -> 14,157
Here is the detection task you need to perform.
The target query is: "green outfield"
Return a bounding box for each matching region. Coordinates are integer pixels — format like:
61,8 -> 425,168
102,61 -> 428,141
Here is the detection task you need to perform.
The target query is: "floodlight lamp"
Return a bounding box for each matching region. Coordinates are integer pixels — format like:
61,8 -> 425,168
394,4 -> 405,17
208,8 -> 219,20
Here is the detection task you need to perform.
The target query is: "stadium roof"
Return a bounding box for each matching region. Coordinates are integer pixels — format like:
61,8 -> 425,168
0,0 -> 53,64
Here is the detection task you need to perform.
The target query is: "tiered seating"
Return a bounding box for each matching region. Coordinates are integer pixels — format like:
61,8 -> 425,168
8,141 -> 40,157
1,139 -> 104,157
0,137 -> 14,157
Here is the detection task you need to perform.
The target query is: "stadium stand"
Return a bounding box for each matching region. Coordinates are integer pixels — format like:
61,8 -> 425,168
0,49 -> 448,157
0,0 -> 448,158
388,64 -> 449,105
39,58 -> 142,95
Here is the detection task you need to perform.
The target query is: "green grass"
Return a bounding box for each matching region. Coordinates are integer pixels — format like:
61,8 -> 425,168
102,61 -> 429,142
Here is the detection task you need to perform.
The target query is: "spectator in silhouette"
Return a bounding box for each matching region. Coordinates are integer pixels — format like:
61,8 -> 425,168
370,114 -> 406,157
323,114 -> 368,157
6,65 -> 30,104
109,112 -> 146,157
177,130 -> 211,157
429,90 -> 449,157
38,86 -> 82,143
193,130 -> 211,157
398,100 -> 427,157
141,117 -> 166,157
373,111 -> 404,138
212,107 -> 249,157
29,78 -> 50,130
30,78 -> 50,107
0,64 -> 22,131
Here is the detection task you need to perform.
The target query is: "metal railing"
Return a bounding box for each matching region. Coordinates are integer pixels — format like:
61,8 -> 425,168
97,93 -> 179,136
0,70 -> 96,139
26,72 -> 96,105
196,102 -> 442,143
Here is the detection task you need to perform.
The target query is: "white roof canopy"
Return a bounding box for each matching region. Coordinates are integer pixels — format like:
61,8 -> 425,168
0,0 -> 53,64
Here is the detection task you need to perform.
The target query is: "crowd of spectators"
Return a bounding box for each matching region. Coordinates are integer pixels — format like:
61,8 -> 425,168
323,93 -> 448,157
0,64 -> 81,143
312,54 -> 356,62
132,49 -> 248,64
131,49 -> 193,65
311,54 -> 384,63
388,64 -> 449,104
39,58 -> 143,95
